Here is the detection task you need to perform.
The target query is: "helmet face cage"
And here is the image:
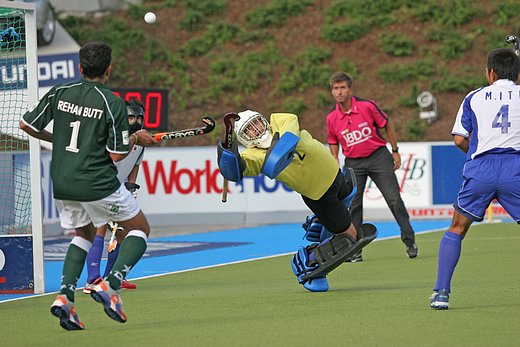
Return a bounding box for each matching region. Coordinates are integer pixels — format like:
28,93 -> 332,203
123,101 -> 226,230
239,115 -> 268,141
236,111 -> 273,148
126,101 -> 145,134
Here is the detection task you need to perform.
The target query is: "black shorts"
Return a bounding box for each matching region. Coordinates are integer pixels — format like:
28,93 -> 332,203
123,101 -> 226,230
301,170 -> 352,234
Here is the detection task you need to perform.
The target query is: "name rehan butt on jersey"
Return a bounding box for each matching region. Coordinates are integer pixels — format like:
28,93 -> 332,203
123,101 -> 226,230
57,100 -> 103,119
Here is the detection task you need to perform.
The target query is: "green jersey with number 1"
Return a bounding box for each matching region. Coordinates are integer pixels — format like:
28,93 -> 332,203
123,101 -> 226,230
22,79 -> 130,202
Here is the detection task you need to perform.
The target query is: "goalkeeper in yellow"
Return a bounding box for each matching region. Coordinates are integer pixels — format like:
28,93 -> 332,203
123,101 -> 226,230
217,110 -> 377,292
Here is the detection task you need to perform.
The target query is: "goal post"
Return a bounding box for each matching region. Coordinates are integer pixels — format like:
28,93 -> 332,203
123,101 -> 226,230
0,0 -> 44,294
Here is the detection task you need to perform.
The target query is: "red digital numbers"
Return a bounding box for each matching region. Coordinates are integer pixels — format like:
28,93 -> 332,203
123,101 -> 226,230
143,92 -> 162,128
112,89 -> 168,132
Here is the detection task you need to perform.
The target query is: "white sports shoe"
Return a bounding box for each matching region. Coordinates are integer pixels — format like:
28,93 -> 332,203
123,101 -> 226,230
50,294 -> 85,330
83,277 -> 102,294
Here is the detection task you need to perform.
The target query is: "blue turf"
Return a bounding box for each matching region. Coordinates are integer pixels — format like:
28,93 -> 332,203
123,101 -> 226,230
0,220 -> 452,302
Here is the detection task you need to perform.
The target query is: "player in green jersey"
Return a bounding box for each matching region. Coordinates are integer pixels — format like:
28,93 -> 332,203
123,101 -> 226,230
83,99 -> 147,295
217,111 -> 377,292
20,42 -> 157,330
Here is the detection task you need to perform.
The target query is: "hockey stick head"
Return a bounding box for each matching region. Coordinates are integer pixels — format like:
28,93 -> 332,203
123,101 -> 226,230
200,115 -> 216,134
505,34 -> 520,55
223,112 -> 240,148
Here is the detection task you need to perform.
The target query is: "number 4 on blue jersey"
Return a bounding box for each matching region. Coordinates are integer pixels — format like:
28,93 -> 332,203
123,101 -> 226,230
492,104 -> 511,134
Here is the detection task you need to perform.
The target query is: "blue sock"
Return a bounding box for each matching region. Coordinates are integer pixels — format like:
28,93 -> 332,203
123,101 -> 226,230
86,235 -> 104,283
103,243 -> 120,278
434,231 -> 463,292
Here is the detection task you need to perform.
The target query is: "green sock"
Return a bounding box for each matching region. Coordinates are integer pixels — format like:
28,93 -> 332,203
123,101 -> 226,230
60,244 -> 88,302
107,235 -> 147,290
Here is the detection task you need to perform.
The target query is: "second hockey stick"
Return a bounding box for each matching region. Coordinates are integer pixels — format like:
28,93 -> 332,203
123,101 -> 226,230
153,116 -> 215,141
221,112 -> 241,203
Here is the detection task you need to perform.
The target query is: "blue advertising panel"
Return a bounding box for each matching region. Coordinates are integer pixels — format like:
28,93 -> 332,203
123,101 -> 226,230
37,52 -> 80,87
431,145 -> 466,204
0,236 -> 34,293
0,52 -> 80,90
0,55 -> 27,89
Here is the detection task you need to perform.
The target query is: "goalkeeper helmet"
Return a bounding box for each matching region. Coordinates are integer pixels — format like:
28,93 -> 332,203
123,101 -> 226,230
126,99 -> 145,135
235,110 -> 273,148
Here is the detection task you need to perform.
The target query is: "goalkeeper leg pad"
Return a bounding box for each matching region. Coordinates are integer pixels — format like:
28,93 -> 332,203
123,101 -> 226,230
302,215 -> 333,243
291,245 -> 318,284
340,167 -> 358,210
291,246 -> 329,292
300,223 -> 377,282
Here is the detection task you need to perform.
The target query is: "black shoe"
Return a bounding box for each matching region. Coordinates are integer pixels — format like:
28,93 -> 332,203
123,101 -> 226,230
345,250 -> 363,262
406,243 -> 418,258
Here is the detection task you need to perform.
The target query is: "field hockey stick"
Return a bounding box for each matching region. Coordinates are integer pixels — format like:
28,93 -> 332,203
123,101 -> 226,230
107,222 -> 123,253
221,112 -> 241,203
505,34 -> 520,56
153,116 -> 215,141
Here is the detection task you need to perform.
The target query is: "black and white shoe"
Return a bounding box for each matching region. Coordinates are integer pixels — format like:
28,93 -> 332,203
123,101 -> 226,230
406,243 -> 419,258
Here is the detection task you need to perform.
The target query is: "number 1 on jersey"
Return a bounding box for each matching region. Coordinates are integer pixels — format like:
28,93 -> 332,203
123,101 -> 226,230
66,121 -> 80,153
492,104 -> 511,134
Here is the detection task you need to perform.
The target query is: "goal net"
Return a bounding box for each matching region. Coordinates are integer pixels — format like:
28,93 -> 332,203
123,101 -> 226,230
0,1 -> 44,294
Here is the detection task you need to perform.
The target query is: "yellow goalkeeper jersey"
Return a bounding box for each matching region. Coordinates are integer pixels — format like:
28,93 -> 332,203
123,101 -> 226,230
241,113 -> 339,200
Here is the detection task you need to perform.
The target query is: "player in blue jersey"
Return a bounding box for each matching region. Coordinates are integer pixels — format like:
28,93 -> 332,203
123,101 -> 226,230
430,47 -> 520,310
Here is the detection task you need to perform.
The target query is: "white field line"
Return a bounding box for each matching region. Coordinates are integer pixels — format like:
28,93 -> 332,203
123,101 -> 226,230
0,225 -> 502,304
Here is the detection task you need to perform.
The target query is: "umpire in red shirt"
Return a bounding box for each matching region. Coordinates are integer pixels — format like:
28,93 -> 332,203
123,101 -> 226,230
326,71 -> 418,259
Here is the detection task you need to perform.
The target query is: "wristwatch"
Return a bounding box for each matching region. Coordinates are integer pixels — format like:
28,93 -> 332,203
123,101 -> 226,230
392,147 -> 399,153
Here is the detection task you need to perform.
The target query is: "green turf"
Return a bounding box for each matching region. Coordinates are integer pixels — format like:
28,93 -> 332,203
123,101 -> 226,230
2,223 -> 520,346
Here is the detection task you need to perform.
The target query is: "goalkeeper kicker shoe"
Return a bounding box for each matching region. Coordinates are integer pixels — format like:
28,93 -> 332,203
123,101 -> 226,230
90,279 -> 127,323
291,247 -> 329,292
430,289 -> 450,310
50,295 -> 85,331
303,276 -> 329,292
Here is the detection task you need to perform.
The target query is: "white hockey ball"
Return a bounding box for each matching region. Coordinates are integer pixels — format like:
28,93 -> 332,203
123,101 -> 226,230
144,12 -> 156,24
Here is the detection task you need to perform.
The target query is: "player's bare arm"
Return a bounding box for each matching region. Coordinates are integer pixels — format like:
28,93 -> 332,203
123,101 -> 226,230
133,129 -> 158,146
384,119 -> 401,170
329,143 -> 340,161
19,120 -> 53,142
453,134 -> 469,153
110,129 -> 157,162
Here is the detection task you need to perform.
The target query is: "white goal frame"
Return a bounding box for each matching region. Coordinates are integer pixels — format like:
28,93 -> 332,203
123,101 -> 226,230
0,0 -> 44,293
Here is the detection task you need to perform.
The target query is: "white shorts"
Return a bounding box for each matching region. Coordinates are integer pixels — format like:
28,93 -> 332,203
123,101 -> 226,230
55,184 -> 140,229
